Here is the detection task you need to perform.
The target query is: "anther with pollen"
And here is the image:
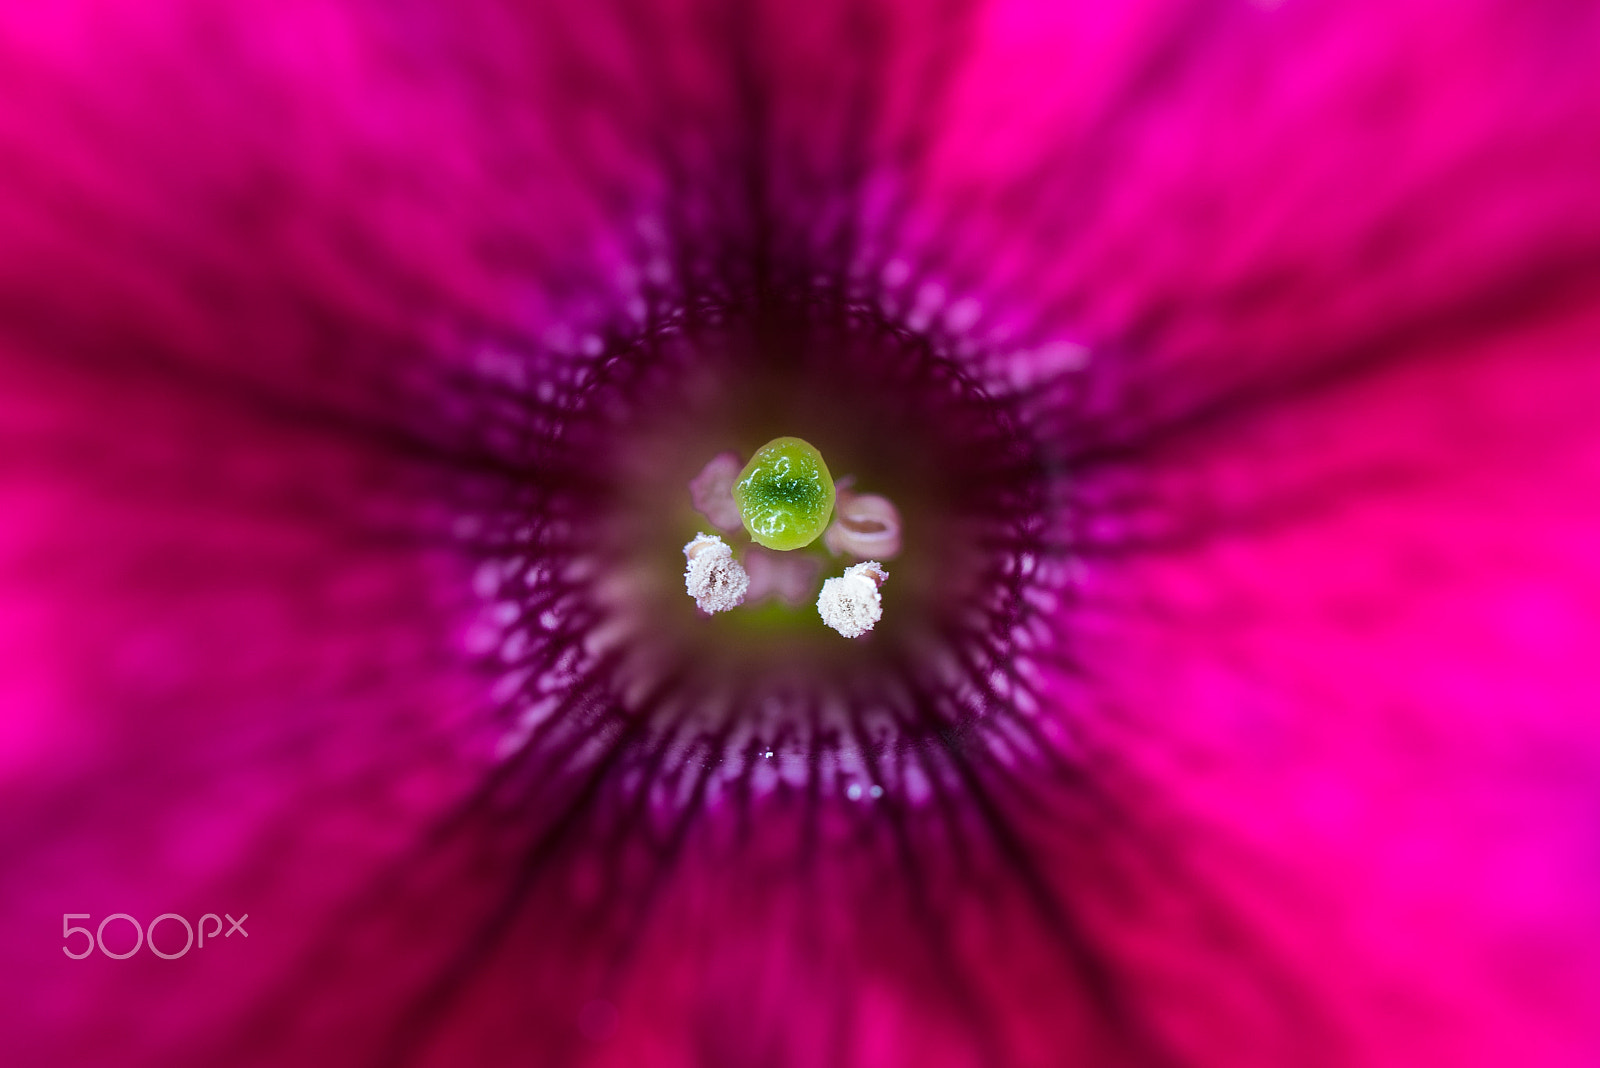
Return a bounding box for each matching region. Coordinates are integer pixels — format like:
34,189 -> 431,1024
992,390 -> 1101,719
683,533 -> 749,613
816,561 -> 889,638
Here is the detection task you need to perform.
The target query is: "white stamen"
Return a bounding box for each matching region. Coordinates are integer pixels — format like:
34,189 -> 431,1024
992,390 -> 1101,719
816,561 -> 888,638
688,452 -> 745,533
683,533 -> 749,614
823,491 -> 902,560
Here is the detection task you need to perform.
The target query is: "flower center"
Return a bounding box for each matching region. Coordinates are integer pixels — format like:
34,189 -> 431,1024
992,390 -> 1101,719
465,294 -> 1064,772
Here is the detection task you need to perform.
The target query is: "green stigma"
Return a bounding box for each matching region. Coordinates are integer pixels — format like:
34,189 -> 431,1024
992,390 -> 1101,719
732,436 -> 836,551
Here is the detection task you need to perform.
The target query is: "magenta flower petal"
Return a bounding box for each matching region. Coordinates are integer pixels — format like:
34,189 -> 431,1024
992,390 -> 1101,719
2,1 -> 1599,1067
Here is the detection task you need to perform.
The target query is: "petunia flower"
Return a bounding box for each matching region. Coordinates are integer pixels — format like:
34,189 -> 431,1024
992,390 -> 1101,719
3,1 -> 1599,1066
